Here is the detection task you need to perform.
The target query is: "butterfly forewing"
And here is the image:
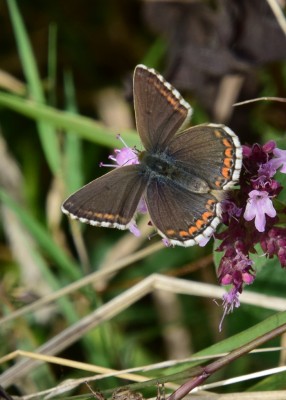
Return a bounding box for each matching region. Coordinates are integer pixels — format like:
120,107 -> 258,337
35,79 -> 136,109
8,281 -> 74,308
62,165 -> 146,229
167,124 -> 242,191
133,65 -> 192,152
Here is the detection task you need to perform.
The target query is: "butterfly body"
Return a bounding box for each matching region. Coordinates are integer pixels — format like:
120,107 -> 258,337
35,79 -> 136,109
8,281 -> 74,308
62,65 -> 242,247
140,149 -> 210,194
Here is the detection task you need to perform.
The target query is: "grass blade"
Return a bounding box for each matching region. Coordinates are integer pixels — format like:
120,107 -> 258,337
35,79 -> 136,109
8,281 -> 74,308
7,0 -> 61,174
0,91 -> 139,147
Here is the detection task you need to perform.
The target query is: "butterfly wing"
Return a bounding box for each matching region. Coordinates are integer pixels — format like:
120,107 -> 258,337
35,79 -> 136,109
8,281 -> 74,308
133,64 -> 192,152
167,124 -> 242,191
145,178 -> 221,247
62,165 -> 146,230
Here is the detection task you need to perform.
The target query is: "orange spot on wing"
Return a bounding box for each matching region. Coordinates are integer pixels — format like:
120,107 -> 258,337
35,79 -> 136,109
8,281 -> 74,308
151,79 -> 186,115
188,226 -> 197,235
222,167 -> 231,179
224,158 -> 233,168
195,219 -> 204,230
223,138 -> 232,148
214,129 -> 223,138
103,213 -> 115,220
202,211 -> 213,222
179,230 -> 190,238
206,199 -> 216,211
225,148 -> 233,158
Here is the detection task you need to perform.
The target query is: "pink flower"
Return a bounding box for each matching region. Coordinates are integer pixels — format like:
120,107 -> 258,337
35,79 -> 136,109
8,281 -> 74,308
219,288 -> 240,332
111,147 -> 139,166
100,135 -> 139,169
269,148 -> 286,173
244,190 -> 276,232
128,221 -> 141,237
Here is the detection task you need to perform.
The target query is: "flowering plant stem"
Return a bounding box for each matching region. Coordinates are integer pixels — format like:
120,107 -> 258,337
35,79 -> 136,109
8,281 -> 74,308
167,323 -> 286,400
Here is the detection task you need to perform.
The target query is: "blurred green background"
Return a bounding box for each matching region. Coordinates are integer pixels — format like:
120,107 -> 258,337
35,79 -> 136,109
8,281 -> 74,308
0,1 -> 286,398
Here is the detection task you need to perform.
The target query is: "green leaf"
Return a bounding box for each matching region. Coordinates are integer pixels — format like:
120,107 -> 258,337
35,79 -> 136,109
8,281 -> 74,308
0,91 -> 139,148
7,0 -> 61,174
0,188 -> 81,282
47,22 -> 58,106
63,70 -> 84,193
213,236 -> 223,270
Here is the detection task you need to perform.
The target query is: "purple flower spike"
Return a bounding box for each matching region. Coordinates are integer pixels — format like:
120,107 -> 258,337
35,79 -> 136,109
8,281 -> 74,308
262,140 -> 276,153
218,249 -> 255,289
216,139 -> 286,325
222,288 -> 240,312
128,220 -> 141,237
242,145 -> 252,157
162,238 -> 172,247
137,198 -> 148,214
261,227 -> 286,268
270,148 -> 286,173
219,288 -> 241,332
258,162 -> 277,179
244,190 -> 276,232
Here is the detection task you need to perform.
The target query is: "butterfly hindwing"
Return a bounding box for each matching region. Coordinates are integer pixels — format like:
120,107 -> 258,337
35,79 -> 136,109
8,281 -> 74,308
145,178 -> 221,247
167,124 -> 242,191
